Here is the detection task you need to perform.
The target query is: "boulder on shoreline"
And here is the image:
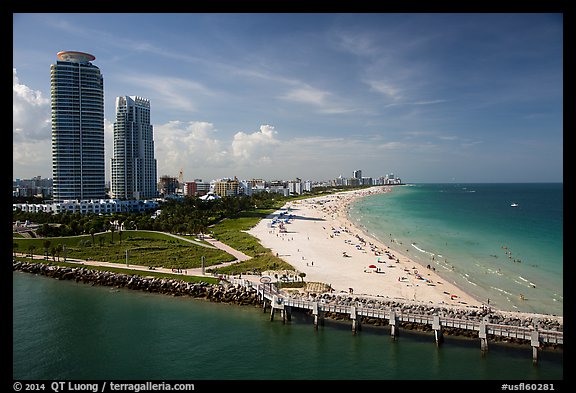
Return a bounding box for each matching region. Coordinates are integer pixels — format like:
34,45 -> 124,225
13,260 -> 563,347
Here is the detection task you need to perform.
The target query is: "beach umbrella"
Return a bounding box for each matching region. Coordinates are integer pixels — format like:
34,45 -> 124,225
368,264 -> 377,269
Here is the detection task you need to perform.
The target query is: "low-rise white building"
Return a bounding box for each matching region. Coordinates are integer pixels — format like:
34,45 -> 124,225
13,199 -> 159,215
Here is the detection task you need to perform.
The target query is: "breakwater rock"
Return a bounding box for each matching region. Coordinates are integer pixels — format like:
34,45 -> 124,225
13,261 -> 562,348
13,261 -> 261,306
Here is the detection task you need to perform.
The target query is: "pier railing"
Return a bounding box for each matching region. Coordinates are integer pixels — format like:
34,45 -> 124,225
229,278 -> 563,347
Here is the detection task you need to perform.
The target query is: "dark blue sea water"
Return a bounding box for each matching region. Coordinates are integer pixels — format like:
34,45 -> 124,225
348,183 -> 563,316
13,272 -> 563,381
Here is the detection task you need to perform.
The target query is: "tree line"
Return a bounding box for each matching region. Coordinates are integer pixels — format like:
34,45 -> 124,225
13,192 -> 286,238
13,185 -> 370,239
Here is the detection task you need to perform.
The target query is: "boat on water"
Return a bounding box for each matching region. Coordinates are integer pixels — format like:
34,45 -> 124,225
511,203 -> 519,207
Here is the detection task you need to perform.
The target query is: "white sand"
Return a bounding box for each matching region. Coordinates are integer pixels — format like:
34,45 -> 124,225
248,186 -> 485,310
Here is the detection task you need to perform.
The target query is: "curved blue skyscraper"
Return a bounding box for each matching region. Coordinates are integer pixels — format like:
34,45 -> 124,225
51,51 -> 105,202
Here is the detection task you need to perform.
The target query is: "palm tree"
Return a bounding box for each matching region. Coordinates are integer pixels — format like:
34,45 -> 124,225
56,244 -> 63,262
89,227 -> 97,246
43,240 -> 51,260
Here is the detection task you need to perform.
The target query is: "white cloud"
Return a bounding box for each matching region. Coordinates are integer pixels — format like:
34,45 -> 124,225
332,30 -> 380,58
280,86 -> 329,106
231,124 -> 280,162
367,80 -> 403,101
13,68 -> 52,178
13,141 -> 52,179
13,68 -> 50,142
154,120 -> 228,178
150,123 -> 285,180
377,141 -> 407,150
367,79 -> 447,108
279,85 -> 356,115
120,74 -> 216,113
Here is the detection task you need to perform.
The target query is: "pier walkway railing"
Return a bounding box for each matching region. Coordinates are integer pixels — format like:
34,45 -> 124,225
230,278 -> 562,362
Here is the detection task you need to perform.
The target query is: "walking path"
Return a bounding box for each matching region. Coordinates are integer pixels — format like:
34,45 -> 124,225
200,235 -> 252,262
116,230 -> 252,262
15,231 -> 255,281
19,252 -> 258,281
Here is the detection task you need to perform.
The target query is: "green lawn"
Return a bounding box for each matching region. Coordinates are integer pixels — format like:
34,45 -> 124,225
13,230 -> 235,269
13,213 -> 296,275
206,209 -> 295,274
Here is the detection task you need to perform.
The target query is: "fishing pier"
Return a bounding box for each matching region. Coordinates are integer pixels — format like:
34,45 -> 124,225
231,279 -> 563,364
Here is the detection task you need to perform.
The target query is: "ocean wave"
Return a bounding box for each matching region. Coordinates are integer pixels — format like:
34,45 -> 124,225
491,286 -> 515,297
518,276 -> 537,288
436,264 -> 452,272
411,242 -> 435,256
460,273 -> 478,286
552,293 -> 563,300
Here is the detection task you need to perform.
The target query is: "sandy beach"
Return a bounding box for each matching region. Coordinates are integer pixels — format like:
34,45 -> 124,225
248,186 -> 486,310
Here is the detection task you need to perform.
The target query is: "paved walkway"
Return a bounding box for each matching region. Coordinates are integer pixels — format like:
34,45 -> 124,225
200,235 -> 252,262
18,252 -> 255,280
144,231 -> 216,249
15,231 -> 253,281
113,230 -> 252,261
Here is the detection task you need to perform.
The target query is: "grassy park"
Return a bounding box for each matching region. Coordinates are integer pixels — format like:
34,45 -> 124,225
13,209 -> 294,278
13,186 -> 371,282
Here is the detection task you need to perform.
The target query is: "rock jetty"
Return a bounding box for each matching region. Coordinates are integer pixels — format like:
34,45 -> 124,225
13,260 -> 562,348
13,261 -> 261,306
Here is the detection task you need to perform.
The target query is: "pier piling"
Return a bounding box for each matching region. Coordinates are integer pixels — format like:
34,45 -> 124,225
479,321 -> 488,353
283,306 -> 292,323
270,295 -> 285,322
531,330 -> 540,364
433,315 -> 443,346
389,310 -> 399,339
312,302 -> 324,330
227,277 -> 562,364
350,306 -> 361,334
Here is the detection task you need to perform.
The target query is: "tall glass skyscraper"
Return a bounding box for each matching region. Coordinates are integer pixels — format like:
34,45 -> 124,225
50,51 -> 105,202
111,96 -> 157,200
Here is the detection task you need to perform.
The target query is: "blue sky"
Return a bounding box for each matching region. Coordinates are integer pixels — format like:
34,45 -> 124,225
13,13 -> 563,183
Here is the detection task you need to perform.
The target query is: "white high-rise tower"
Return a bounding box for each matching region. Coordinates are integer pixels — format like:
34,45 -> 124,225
51,51 -> 105,202
111,96 -> 157,200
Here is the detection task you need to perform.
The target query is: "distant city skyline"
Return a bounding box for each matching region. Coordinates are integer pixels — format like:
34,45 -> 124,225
13,13 -> 563,183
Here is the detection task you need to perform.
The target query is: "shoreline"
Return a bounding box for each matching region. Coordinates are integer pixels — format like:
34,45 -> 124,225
247,186 -> 562,323
339,187 -> 489,308
12,260 -> 563,339
249,186 -> 484,307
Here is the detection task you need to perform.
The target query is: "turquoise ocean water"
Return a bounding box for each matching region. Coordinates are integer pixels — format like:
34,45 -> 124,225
348,183 -> 563,316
